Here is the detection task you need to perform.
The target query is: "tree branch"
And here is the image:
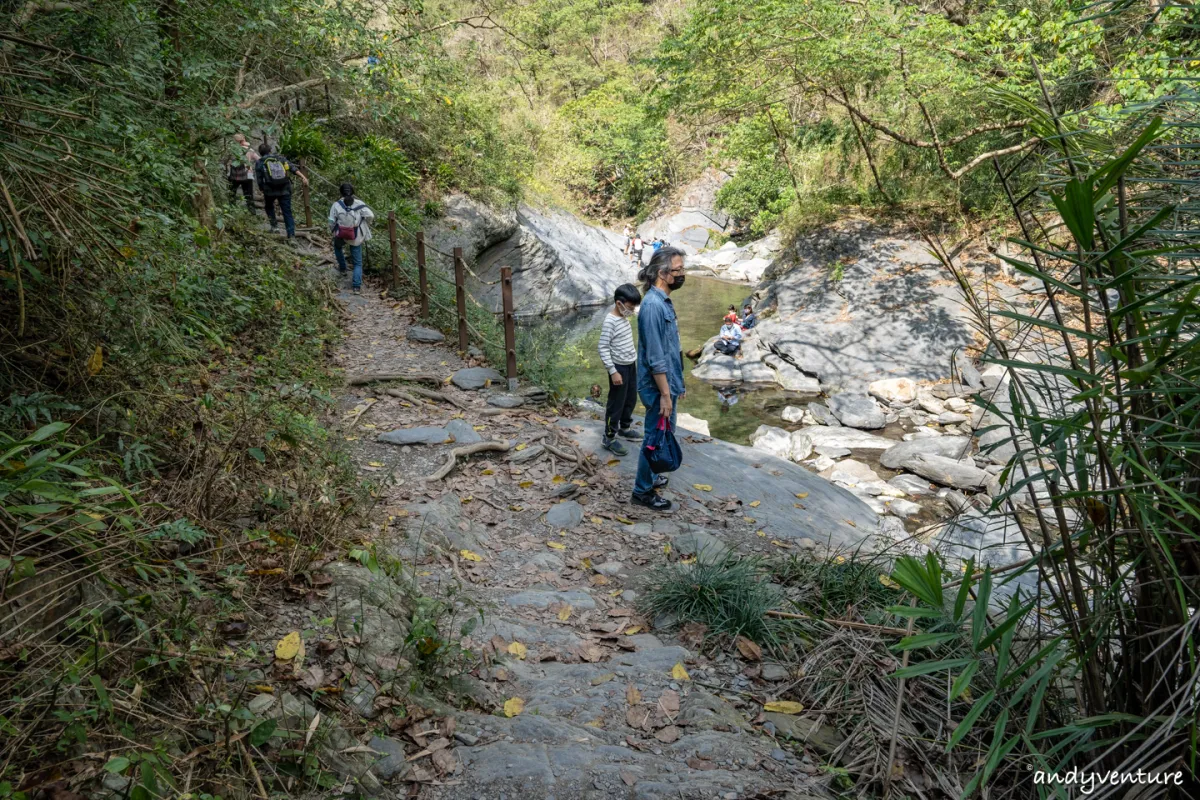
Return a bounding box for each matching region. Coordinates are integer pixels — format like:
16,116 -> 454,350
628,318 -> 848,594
238,77 -> 326,108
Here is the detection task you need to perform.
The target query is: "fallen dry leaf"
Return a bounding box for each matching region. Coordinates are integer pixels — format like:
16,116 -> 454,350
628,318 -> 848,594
626,684 -> 642,706
735,636 -> 763,662
459,549 -> 483,562
658,689 -> 680,715
692,483 -> 713,491
654,725 -> 680,743
763,700 -> 805,714
503,697 -> 525,717
671,663 -> 690,681
275,631 -> 301,661
506,641 -> 527,660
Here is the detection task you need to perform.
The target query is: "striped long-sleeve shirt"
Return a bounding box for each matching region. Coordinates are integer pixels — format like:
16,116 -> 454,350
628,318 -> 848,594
598,312 -> 636,374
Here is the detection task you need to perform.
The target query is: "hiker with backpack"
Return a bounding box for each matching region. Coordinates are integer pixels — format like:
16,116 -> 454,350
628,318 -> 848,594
254,142 -> 308,239
224,133 -> 257,212
328,183 -> 375,292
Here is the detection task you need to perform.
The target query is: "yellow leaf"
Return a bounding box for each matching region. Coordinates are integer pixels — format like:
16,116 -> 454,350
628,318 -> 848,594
625,626 -> 642,635
794,492 -> 809,499
757,530 -> 766,537
547,541 -> 566,550
879,574 -> 900,589
749,500 -> 761,508
519,480 -> 534,488
580,557 -> 592,569
481,469 -> 494,475
692,484 -> 713,492
503,697 -> 525,717
606,459 -> 620,466
771,540 -> 790,548
557,605 -> 572,621
846,520 -> 857,528
590,516 -> 604,525
615,516 -> 633,525
509,505 -> 524,512
86,345 -> 103,376
506,641 -> 527,660
250,684 -> 274,693
368,461 -> 385,468
763,701 -> 805,715
443,375 -> 453,384
743,517 -> 756,524
551,475 -> 565,484
459,549 -> 483,562
275,631 -> 301,661
680,556 -> 696,565
663,543 -> 671,555
671,663 -> 691,681
515,443 -> 527,451
474,425 -> 486,431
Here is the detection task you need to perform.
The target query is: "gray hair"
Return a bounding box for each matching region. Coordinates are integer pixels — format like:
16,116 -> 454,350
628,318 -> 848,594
638,246 -> 686,291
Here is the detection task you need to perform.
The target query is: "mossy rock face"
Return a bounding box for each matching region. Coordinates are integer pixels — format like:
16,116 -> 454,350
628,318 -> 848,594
764,712 -> 845,756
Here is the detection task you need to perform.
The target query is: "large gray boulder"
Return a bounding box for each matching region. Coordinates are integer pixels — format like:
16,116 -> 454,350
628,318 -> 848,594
378,426 -> 451,445
471,205 -> 636,316
561,419 -> 883,551
752,220 -> 1018,391
800,425 -> 894,451
900,454 -> 989,490
451,367 -> 503,390
827,392 -> 886,429
879,435 -> 973,469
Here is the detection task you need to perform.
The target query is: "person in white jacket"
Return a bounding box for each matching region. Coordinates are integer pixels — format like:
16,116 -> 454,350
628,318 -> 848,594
328,183 -> 375,292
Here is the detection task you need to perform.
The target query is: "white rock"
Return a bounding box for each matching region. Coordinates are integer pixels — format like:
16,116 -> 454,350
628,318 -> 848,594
799,425 -> 895,451
886,498 -> 923,518
789,431 -> 814,461
938,412 -> 969,425
750,425 -> 795,460
677,412 -> 710,436
945,396 -> 970,413
868,377 -> 918,405
828,459 -> 881,486
916,390 -> 946,415
808,454 -> 837,472
781,405 -> 806,423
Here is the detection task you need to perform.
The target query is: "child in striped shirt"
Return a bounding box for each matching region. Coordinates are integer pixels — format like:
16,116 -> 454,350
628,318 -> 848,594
599,283 -> 643,455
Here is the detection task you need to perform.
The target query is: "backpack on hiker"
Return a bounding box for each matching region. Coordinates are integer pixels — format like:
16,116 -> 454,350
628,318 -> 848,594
334,199 -> 361,241
262,155 -> 290,190
228,161 -> 249,182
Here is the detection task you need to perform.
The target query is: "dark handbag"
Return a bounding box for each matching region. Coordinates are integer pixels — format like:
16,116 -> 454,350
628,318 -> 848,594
642,415 -> 682,474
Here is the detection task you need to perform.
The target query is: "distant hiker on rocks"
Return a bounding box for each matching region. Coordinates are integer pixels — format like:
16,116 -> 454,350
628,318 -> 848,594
623,224 -> 633,255
652,237 -> 664,255
715,316 -> 743,355
254,142 -> 308,239
630,235 -> 644,267
631,246 -> 687,512
741,304 -> 757,330
328,182 -> 376,293
224,133 -> 257,212
599,283 -> 643,457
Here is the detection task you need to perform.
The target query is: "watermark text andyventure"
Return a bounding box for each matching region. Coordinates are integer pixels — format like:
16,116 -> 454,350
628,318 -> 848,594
1034,768 -> 1184,795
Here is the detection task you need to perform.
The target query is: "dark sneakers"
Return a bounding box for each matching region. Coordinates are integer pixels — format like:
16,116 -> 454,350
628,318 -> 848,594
618,427 -> 643,441
602,436 -> 629,456
631,491 -> 672,512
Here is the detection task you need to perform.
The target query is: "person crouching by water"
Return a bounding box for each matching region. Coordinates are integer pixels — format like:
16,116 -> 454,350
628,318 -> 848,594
598,283 -> 643,456
329,183 -> 376,293
715,316 -> 743,355
631,246 -> 687,512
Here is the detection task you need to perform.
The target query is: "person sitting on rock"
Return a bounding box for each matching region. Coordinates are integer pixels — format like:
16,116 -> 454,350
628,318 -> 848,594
741,304 -> 757,330
715,317 -> 743,356
723,305 -> 740,326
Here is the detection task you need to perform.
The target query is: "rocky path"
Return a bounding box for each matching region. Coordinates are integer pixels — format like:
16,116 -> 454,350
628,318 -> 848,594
246,262 -> 834,799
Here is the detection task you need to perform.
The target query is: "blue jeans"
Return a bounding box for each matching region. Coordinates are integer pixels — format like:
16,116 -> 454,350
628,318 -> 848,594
264,194 -> 295,238
633,392 -> 678,496
333,240 -> 363,288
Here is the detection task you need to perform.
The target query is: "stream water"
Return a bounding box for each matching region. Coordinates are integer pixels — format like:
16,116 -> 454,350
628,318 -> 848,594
537,276 -> 802,446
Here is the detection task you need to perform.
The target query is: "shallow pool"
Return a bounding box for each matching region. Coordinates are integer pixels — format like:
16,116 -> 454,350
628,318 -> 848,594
540,276 -> 807,446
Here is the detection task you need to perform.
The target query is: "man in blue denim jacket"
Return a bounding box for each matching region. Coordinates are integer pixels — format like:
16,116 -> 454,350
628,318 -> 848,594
632,246 -> 688,511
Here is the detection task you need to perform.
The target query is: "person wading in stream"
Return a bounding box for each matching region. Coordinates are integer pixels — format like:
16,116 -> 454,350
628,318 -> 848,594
599,283 -> 643,456
328,183 -> 376,293
631,246 -> 687,511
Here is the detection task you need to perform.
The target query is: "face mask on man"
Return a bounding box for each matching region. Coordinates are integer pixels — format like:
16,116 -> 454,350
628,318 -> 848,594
670,272 -> 686,290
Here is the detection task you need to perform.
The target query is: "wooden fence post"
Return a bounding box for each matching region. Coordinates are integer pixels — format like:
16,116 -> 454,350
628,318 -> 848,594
416,231 -> 428,318
453,246 -> 468,352
299,158 -> 312,228
388,211 -> 399,294
501,267 -> 517,392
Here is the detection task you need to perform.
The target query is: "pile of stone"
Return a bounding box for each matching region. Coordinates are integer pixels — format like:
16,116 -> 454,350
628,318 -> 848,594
749,373 -> 1017,524
690,331 -> 821,394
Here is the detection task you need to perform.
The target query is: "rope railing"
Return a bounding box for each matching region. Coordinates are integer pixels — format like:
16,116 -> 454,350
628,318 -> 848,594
299,162 -> 515,385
